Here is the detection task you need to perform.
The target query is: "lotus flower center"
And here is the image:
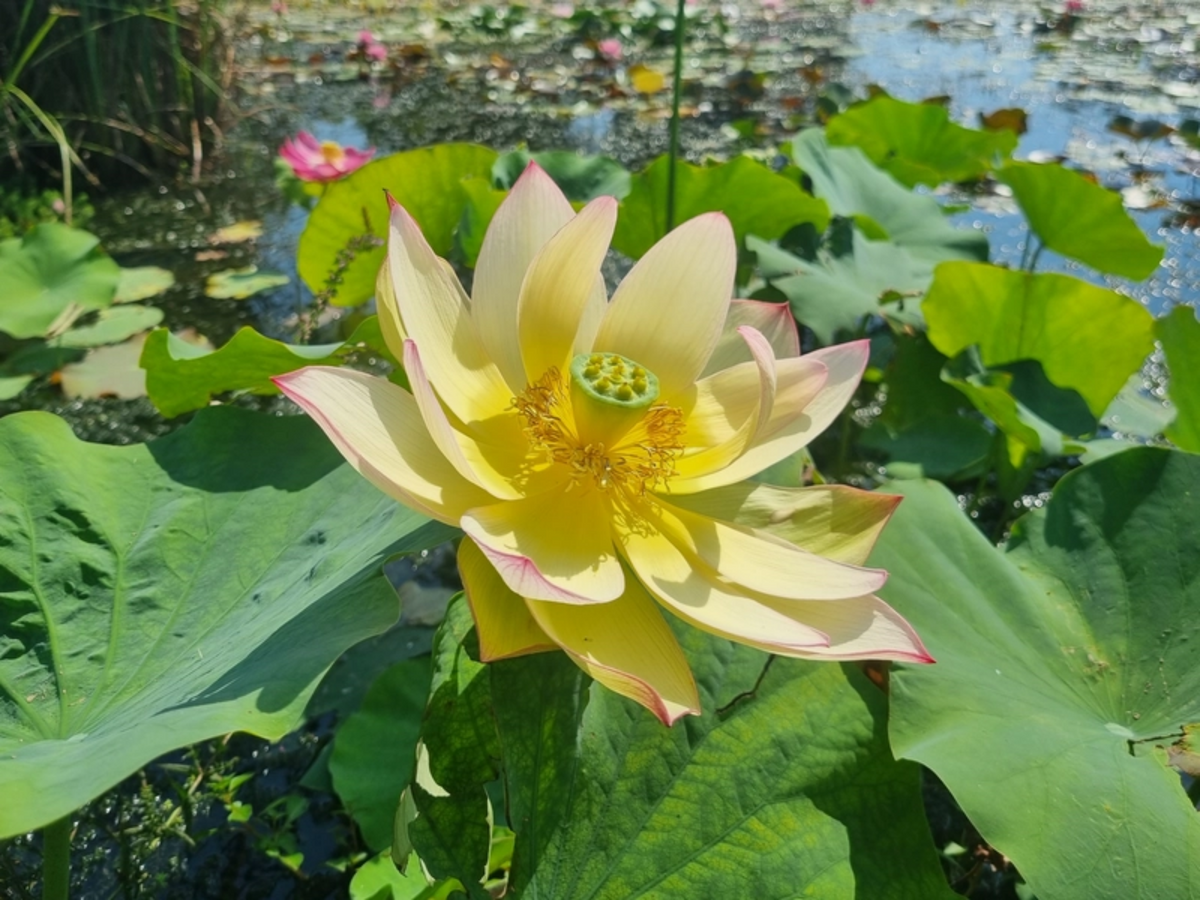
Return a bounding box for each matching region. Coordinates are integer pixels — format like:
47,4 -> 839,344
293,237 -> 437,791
320,141 -> 346,164
569,352 -> 659,408
514,359 -> 684,496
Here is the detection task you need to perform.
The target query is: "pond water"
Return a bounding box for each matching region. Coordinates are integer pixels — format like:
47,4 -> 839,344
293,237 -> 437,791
76,0 -> 1199,363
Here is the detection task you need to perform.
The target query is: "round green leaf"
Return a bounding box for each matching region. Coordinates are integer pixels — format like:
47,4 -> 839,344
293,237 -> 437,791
492,149 -> 631,201
875,450 -> 1200,900
0,223 -> 119,339
997,161 -> 1163,280
612,154 -> 830,261
0,408 -> 451,837
791,129 -> 989,265
749,230 -> 928,343
827,95 -> 1017,187
114,266 -> 175,303
204,266 -> 290,300
924,261 -> 1156,417
59,333 -> 150,399
55,305 -> 164,348
331,658 -> 432,852
298,144 -> 498,307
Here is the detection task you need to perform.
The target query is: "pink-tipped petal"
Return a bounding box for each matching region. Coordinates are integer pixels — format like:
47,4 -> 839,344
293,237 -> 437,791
673,339 -> 869,493
473,162 -> 577,391
526,572 -> 700,725
461,490 -> 624,604
403,340 -> 522,500
387,201 -> 514,425
620,527 -> 832,654
273,366 -> 492,523
458,538 -> 556,660
644,499 -> 888,601
674,354 -> 827,482
701,299 -> 800,376
669,483 -> 902,566
592,213 -> 737,399
757,594 -> 934,663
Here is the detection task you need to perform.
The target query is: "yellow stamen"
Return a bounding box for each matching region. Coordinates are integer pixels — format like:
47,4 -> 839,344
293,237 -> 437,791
513,367 -> 685,497
320,141 -> 347,164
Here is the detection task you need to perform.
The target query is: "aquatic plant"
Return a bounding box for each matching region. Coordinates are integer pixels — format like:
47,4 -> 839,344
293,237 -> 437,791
0,0 -> 233,186
276,164 -> 930,723
279,131 -> 377,183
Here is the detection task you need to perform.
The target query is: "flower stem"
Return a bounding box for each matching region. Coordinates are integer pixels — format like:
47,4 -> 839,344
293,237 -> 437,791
666,0 -> 687,232
41,816 -> 71,900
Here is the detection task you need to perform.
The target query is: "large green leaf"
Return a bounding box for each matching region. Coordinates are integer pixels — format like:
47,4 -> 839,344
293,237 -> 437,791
0,223 -> 119,339
939,350 -> 1088,481
1157,305 -> 1200,452
791,129 -> 989,265
411,600 -> 954,899
876,450 -> 1200,900
923,261 -> 1155,416
298,144 -> 498,307
826,95 -> 1017,188
0,408 -> 451,837
140,318 -> 395,418
492,150 -> 631,201
402,598 -> 498,900
997,161 -> 1163,280
861,335 -> 992,480
749,230 -> 927,342
612,154 -> 830,260
331,658 -> 432,852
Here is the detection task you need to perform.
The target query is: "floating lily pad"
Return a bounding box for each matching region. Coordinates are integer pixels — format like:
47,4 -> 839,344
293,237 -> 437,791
923,262 -> 1156,417
55,305 -> 164,348
0,408 -> 450,837
613,154 -> 830,261
0,223 -> 119,340
209,219 -> 264,244
205,266 -> 291,300
877,450 -> 1200,900
59,333 -> 150,399
298,144 -> 497,307
114,266 -> 175,303
997,161 -> 1164,280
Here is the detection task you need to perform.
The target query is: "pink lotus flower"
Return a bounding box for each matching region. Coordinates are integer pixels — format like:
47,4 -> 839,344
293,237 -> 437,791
596,38 -> 623,62
278,132 -> 375,182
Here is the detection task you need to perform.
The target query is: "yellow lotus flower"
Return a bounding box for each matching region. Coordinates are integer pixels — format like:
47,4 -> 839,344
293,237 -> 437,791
276,163 -> 931,725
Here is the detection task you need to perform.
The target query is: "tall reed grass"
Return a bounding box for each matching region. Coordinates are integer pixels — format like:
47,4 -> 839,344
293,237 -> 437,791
0,0 -> 236,196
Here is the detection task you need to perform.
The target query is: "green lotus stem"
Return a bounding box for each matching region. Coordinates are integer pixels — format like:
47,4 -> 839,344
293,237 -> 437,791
666,0 -> 686,232
42,816 -> 71,900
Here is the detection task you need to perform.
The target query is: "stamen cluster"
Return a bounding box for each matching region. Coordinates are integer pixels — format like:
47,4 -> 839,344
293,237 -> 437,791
514,367 -> 685,496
